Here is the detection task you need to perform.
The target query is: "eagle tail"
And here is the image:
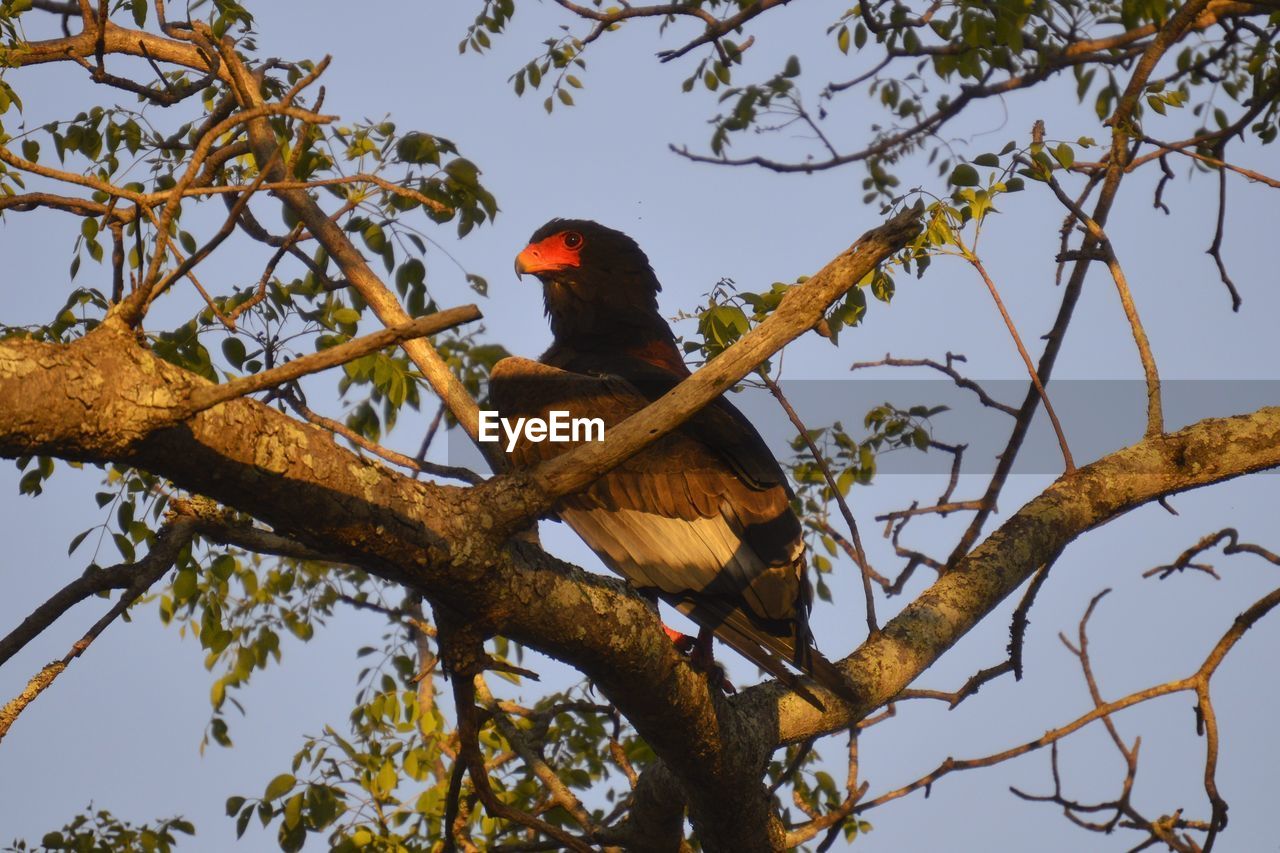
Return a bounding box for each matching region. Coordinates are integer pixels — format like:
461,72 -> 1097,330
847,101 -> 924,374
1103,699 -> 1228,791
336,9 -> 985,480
676,600 -> 854,711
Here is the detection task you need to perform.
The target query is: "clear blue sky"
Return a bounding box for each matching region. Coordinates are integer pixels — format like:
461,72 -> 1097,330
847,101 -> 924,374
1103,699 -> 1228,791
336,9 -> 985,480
2,2 -> 1277,850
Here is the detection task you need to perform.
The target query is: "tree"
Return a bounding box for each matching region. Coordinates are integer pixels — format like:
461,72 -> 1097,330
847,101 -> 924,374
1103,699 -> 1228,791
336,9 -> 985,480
1,0 -> 1277,850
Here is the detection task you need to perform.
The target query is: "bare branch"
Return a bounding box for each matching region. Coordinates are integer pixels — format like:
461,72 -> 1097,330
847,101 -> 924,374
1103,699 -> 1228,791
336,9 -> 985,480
1208,161 -> 1243,313
962,250 -> 1075,472
1146,528 -> 1280,580
850,353 -> 1019,417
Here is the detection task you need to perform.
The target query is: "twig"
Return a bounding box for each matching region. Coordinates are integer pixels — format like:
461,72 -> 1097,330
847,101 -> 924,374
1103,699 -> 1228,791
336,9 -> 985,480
0,516 -> 198,742
784,731 -> 868,848
849,353 -> 1018,417
856,581 -> 1280,852
285,390 -> 482,484
1146,528 -> 1280,579
875,501 -> 984,524
962,251 -> 1075,472
1038,166 -> 1163,436
945,5 -> 1214,567
450,676 -> 595,853
1208,160 -> 1243,312
474,678 -> 599,836
1141,133 -> 1280,189
812,521 -> 892,590
761,372 -> 878,635
897,558 -> 1055,707
184,306 -> 481,415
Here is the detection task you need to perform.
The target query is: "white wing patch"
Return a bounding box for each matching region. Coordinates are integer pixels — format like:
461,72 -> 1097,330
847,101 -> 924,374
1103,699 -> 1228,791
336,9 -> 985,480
560,503 -> 803,623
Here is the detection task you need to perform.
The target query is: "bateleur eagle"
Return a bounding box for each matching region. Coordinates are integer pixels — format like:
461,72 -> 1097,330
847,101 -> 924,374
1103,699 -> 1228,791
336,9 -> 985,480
489,218 -> 851,707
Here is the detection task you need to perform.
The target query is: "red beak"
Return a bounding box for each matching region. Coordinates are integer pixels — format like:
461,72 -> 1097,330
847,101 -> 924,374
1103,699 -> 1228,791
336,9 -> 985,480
514,245 -> 543,278
514,237 -> 581,279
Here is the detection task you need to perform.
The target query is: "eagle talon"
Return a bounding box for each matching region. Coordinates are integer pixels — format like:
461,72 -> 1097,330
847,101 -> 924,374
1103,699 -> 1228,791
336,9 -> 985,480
708,664 -> 737,695
686,628 -> 736,694
692,658 -> 736,695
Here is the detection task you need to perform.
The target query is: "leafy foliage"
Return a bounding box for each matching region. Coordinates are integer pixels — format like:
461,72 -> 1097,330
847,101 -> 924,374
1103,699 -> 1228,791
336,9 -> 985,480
4,809 -> 194,853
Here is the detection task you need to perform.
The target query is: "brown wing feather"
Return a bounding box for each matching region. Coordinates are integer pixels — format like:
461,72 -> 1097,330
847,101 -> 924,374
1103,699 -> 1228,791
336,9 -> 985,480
489,357 -> 850,705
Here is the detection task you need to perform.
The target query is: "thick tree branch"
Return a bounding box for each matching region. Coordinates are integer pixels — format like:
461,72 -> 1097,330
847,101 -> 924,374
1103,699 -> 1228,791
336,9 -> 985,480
737,405 -> 1280,745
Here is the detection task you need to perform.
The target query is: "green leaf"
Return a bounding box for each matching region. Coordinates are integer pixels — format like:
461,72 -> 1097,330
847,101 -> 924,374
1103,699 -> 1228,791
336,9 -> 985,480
396,132 -> 439,165
360,223 -> 387,253
222,337 -> 247,369
283,791 -> 304,829
173,567 -> 198,600
226,796 -> 247,817
375,760 -> 397,798
112,532 -> 134,561
949,163 -> 980,186
211,553 -> 236,580
67,527 -> 93,555
1052,143 -> 1075,169
395,259 -> 426,296
264,773 -> 296,801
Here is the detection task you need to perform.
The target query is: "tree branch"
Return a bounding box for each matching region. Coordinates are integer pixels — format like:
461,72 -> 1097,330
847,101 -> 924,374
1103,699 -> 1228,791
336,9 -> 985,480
184,305 -> 481,415
0,515 -> 198,742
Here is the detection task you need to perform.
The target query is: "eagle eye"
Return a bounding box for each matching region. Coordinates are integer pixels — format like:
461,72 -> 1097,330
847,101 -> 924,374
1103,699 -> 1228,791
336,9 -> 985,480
562,231 -> 584,250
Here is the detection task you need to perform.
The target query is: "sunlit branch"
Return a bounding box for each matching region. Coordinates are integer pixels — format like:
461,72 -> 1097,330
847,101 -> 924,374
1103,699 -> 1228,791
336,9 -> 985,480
1038,167 -> 1163,437
962,250 -> 1075,471
284,390 -> 483,485
183,305 -> 482,416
